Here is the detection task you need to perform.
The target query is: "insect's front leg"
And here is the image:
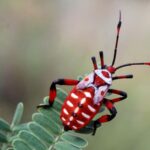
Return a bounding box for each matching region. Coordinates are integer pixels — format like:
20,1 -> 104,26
37,79 -> 79,108
112,74 -> 133,80
108,89 -> 127,103
92,99 -> 117,135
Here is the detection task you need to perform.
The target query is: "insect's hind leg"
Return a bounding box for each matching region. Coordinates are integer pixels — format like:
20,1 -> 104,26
37,79 -> 79,108
92,99 -> 117,135
92,89 -> 127,135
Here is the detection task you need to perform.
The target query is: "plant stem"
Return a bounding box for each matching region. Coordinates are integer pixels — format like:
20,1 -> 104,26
48,128 -> 65,150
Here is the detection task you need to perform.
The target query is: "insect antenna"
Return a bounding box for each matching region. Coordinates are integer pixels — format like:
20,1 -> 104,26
116,62 -> 150,70
111,11 -> 122,66
99,51 -> 105,69
91,56 -> 98,70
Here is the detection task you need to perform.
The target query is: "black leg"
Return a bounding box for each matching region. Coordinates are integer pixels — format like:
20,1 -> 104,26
112,74 -> 133,80
108,89 -> 127,103
92,98 -> 117,135
92,88 -> 127,135
37,79 -> 79,108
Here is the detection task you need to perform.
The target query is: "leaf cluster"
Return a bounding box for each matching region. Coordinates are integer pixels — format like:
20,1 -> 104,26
0,88 -> 88,150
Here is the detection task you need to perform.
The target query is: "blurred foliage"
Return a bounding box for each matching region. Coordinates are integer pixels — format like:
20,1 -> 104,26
0,0 -> 150,150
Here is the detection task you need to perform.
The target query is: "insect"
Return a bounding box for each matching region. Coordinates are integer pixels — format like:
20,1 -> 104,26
38,12 -> 150,135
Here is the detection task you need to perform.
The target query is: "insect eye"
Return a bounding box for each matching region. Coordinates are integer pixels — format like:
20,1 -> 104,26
101,71 -> 110,78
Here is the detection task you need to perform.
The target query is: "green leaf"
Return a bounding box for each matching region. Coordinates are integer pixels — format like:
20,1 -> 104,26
38,107 -> 62,125
0,132 -> 7,143
12,123 -> 29,132
0,103 -> 25,150
28,122 -> 54,145
32,113 -> 62,135
54,141 -> 81,150
61,132 -> 88,148
53,98 -> 62,112
0,87 -> 89,150
18,131 -> 47,150
42,96 -> 49,104
0,118 -> 11,132
13,139 -> 32,150
11,103 -> 24,128
57,88 -> 67,103
42,96 -> 62,112
6,148 -> 14,150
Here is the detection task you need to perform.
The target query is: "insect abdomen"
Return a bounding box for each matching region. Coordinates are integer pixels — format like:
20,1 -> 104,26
60,87 -> 101,130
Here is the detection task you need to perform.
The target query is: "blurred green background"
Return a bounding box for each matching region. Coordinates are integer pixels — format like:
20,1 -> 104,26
0,0 -> 150,150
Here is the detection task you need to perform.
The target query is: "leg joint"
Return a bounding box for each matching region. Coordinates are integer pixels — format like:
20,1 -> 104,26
53,79 -> 64,85
122,92 -> 127,98
110,107 -> 117,117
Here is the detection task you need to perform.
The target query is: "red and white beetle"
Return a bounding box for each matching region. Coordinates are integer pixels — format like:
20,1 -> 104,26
38,12 -> 150,135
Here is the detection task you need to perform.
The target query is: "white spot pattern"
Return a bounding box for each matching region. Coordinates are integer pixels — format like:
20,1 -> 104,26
88,105 -> 96,112
80,98 -> 86,104
71,93 -> 78,99
72,126 -> 77,129
63,108 -> 69,115
76,120 -> 84,125
81,112 -> 90,119
69,116 -> 73,121
84,92 -> 92,98
61,117 -> 66,121
66,100 -> 74,107
67,122 -> 70,125
74,107 -> 79,113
